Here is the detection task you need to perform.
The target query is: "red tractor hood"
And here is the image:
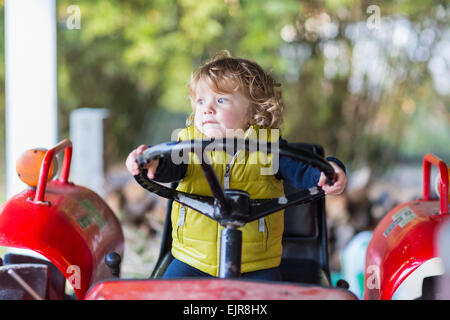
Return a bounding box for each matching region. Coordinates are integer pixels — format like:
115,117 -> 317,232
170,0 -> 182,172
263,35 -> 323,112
85,278 -> 358,300
0,181 -> 124,299
364,154 -> 449,300
364,200 -> 449,299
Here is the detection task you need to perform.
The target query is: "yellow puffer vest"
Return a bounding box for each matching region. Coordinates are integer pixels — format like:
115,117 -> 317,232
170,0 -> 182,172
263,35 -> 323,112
171,125 -> 285,276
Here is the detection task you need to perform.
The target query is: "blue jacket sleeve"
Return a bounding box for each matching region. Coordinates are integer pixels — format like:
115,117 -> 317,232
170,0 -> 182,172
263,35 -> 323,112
275,138 -> 346,189
146,145 -> 187,183
276,156 -> 321,189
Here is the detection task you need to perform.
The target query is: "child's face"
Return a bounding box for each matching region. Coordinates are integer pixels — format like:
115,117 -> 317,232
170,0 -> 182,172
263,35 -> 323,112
192,79 -> 251,138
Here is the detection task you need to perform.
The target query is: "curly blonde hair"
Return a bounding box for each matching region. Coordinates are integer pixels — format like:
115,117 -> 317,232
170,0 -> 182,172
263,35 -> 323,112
186,50 -> 284,129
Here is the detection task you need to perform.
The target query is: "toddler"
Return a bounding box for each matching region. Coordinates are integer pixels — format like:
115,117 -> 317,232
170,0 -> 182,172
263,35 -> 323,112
126,51 -> 347,281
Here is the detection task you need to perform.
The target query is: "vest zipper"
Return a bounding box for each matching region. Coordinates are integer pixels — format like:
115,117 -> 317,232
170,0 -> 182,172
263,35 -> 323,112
259,218 -> 265,232
258,217 -> 268,250
223,129 -> 251,190
224,164 -> 231,189
264,218 -> 269,250
177,205 -> 186,243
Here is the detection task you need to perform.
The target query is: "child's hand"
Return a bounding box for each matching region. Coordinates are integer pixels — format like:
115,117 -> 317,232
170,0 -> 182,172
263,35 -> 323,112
317,162 -> 347,195
125,145 -> 159,180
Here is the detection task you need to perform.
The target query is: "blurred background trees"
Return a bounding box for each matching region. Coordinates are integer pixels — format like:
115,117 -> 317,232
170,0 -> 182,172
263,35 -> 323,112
0,1 -> 448,176
1,1 -> 447,172
48,0 -> 449,176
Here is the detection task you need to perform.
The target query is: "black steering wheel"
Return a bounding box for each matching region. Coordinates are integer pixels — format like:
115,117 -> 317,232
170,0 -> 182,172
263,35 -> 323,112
134,138 -> 336,228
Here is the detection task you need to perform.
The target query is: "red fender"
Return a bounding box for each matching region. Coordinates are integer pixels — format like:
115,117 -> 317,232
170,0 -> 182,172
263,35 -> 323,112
0,139 -> 124,299
364,154 -> 449,299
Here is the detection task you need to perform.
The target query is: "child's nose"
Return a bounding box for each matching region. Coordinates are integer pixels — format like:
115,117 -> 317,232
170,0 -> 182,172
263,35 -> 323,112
203,102 -> 215,114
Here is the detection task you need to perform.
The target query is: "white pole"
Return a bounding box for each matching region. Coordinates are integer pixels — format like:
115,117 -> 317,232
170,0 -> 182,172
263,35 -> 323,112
70,108 -> 109,198
5,0 -> 58,198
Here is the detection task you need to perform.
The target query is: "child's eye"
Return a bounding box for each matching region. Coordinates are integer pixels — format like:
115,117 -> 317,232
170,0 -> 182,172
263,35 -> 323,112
217,97 -> 227,104
197,99 -> 205,105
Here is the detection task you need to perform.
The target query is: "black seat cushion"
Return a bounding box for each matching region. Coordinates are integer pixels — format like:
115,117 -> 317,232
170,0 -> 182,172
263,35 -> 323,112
280,258 -> 330,286
283,202 -> 318,238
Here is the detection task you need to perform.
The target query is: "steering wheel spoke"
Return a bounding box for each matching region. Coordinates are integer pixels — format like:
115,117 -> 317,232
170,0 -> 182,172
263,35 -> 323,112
248,187 -> 325,222
134,172 -> 217,219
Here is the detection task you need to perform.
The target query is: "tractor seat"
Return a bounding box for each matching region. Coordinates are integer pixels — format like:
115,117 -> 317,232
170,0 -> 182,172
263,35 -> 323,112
278,143 -> 331,286
279,191 -> 331,286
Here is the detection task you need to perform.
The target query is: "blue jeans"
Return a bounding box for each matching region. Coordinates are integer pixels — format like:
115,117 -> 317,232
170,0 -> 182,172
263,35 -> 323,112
162,258 -> 282,281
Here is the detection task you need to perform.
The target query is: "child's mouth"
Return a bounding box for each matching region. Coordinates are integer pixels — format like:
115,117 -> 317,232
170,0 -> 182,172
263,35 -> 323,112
202,121 -> 218,125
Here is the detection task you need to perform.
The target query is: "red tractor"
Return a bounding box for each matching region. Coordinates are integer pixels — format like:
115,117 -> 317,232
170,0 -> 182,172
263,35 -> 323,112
0,138 -> 447,300
0,139 -> 124,300
363,154 -> 449,300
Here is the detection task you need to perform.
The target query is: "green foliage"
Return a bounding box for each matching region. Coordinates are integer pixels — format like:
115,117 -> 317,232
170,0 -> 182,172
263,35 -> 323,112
1,0 -> 446,174
56,0 -> 302,162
